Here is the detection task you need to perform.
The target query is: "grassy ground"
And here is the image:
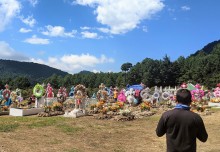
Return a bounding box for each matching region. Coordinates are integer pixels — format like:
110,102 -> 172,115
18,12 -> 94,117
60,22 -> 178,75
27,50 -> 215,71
0,108 -> 220,152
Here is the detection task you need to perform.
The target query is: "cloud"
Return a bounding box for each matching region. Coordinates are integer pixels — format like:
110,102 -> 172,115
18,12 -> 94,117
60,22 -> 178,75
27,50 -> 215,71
31,53 -> 114,73
142,26 -> 148,32
92,69 -> 100,73
181,6 -> 190,11
81,31 -> 99,39
42,25 -> 77,37
0,41 -> 29,60
97,27 -> 110,33
20,15 -> 36,27
28,0 -> 38,7
24,35 -> 50,44
74,0 -> 164,34
19,27 -> 32,33
80,26 -> 91,30
0,0 -> 21,32
0,42 -> 114,73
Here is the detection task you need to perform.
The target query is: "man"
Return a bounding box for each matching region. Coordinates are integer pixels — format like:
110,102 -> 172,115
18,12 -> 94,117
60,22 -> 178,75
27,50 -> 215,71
156,89 -> 208,152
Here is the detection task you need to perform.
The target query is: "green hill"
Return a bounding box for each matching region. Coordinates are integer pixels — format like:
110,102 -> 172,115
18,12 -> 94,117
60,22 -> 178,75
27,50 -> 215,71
192,40 -> 220,56
0,59 -> 68,82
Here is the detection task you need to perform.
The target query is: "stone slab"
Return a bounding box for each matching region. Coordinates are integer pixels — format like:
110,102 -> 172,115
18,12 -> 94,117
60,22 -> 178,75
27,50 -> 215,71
208,102 -> 220,108
10,108 -> 44,116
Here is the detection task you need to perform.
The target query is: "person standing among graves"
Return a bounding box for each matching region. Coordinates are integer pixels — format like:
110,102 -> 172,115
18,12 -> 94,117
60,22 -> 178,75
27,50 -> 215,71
113,87 -> 119,102
156,89 -> 208,152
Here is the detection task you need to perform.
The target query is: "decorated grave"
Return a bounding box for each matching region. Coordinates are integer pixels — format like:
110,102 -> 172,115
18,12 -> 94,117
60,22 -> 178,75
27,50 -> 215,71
0,84 -> 20,115
64,84 -> 87,118
85,83 -> 156,121
209,83 -> 220,108
10,83 -> 44,116
38,85 -> 68,117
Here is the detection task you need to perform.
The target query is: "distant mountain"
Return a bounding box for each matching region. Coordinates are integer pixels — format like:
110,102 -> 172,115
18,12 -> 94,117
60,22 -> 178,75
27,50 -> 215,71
192,40 -> 220,56
78,70 -> 93,74
0,59 -> 68,82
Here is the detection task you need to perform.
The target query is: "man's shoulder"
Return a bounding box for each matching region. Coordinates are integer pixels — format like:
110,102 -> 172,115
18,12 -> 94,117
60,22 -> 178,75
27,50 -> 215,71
162,109 -> 201,118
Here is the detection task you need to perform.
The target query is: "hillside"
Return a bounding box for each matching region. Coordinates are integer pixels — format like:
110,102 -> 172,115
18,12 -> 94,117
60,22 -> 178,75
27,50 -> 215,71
192,39 -> 220,56
0,59 -> 68,81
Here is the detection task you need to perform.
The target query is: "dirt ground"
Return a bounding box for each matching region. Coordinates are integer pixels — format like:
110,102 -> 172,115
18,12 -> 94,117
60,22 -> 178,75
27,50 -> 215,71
0,109 -> 220,152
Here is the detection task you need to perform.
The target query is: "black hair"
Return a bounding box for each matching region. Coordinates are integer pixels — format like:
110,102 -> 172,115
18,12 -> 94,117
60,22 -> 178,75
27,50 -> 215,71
176,89 -> 192,105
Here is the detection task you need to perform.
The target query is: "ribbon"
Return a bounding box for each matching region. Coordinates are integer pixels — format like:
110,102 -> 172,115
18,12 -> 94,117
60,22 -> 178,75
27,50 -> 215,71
175,104 -> 190,110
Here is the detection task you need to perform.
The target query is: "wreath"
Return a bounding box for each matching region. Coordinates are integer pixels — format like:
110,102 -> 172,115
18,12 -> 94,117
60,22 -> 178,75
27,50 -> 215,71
3,89 -> 10,99
162,92 -> 170,100
33,84 -> 44,98
140,90 -> 151,101
153,92 -> 160,99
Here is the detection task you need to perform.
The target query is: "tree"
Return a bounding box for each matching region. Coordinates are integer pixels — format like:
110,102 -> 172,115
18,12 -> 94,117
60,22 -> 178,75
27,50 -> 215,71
11,77 -> 31,89
121,62 -> 132,84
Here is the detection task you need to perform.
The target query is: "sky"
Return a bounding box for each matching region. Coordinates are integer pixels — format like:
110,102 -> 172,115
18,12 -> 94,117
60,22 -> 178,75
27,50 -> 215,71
0,0 -> 220,74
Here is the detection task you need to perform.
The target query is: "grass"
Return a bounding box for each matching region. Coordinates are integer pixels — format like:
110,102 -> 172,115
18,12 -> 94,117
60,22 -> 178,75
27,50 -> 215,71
210,107 -> 220,112
28,118 -> 58,128
57,123 -> 84,135
0,123 -> 19,132
113,148 -> 126,152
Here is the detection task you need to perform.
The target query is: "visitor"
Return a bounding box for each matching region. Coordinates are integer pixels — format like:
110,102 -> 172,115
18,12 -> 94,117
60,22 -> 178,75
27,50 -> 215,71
156,89 -> 208,152
113,87 -> 119,101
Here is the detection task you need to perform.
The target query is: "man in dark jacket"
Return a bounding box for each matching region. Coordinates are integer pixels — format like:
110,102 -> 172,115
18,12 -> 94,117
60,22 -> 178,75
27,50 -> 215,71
156,89 -> 208,152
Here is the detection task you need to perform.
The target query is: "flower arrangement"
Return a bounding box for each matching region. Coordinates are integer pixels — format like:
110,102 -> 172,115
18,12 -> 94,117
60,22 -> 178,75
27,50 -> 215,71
52,102 -> 63,111
109,104 -> 120,112
140,102 -> 151,111
119,109 -> 131,116
100,107 -> 109,114
115,101 -> 124,109
90,104 -> 97,110
96,101 -> 105,109
210,98 -> 220,103
1,106 -> 9,111
44,105 -> 52,112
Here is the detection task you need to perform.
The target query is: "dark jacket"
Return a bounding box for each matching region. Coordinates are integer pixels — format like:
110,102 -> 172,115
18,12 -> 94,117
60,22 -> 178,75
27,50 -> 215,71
156,109 -> 208,152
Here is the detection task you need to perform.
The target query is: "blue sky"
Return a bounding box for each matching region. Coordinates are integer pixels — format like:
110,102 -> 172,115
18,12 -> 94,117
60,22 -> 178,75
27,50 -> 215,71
0,0 -> 220,74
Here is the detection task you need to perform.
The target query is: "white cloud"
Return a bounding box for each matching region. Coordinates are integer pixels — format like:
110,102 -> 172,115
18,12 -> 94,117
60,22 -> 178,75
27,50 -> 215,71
19,27 -> 32,33
61,53 -> 114,66
92,69 -> 101,73
81,31 -> 99,39
142,26 -> 148,32
20,15 -> 36,27
0,41 -> 29,60
97,27 -> 110,33
80,26 -> 91,30
42,25 -> 77,37
29,58 -> 44,64
181,6 -> 190,11
74,0 -> 164,34
0,0 -> 21,32
28,0 -> 38,7
24,35 -> 50,45
0,41 -> 114,74
31,53 -> 114,73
